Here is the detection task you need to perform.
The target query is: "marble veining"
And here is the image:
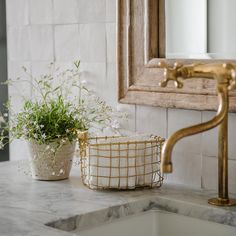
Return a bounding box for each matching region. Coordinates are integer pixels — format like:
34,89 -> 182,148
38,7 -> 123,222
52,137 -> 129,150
1,161 -> 236,235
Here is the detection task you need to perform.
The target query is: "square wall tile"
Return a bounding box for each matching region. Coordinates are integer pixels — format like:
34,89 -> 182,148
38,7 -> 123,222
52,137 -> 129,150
79,62 -> 135,135
31,61 -> 54,78
106,0 -> 116,22
55,25 -> 80,61
53,0 -> 79,24
104,63 -> 117,107
78,0 -> 106,23
79,24 -> 106,63
80,62 -> 106,97
7,26 -> 30,61
6,0 -> 29,26
165,151 -> 202,188
7,62 -> 32,113
201,155 -> 217,190
202,156 -> 236,194
106,23 -> 116,63
228,113 -> 236,160
136,105 -> 167,138
31,61 -> 55,99
29,0 -> 53,24
29,26 -> 54,61
168,108 -> 202,155
116,104 -> 136,134
202,111 -> 236,160
202,111 -> 218,157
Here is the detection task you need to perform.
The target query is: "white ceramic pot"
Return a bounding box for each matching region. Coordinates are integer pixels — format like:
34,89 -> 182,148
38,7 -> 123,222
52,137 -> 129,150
29,140 -> 76,180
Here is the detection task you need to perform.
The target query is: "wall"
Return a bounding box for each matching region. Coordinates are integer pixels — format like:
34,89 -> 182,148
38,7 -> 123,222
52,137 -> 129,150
0,0 -> 9,161
6,0 -> 236,193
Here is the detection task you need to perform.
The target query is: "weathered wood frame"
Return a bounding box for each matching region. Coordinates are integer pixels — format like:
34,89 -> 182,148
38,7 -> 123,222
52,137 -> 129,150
117,0 -> 236,111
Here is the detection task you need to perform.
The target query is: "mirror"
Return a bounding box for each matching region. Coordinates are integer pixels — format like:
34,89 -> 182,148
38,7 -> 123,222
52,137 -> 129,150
117,0 -> 236,112
166,0 -> 236,59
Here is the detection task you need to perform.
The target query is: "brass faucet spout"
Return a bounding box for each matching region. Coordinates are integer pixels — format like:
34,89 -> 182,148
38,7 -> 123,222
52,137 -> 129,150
161,85 -> 228,173
159,62 -> 236,206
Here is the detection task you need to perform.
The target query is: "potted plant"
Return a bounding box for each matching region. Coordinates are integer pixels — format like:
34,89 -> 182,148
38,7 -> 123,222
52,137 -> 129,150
0,61 -> 122,180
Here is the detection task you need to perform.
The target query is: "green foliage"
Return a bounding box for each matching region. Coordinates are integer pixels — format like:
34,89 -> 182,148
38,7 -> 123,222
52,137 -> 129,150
0,61 -> 123,150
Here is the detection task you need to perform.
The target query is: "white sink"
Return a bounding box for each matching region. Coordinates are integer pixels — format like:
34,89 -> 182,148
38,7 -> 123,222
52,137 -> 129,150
57,210 -> 236,236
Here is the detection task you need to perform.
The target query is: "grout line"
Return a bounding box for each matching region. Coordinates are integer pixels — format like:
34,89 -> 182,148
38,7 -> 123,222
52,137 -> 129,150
105,28 -> 108,81
52,0 -> 56,62
30,62 -> 33,98
27,0 -> 31,25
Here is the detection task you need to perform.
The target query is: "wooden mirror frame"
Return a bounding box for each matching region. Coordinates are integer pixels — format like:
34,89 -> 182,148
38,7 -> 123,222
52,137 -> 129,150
117,0 -> 236,111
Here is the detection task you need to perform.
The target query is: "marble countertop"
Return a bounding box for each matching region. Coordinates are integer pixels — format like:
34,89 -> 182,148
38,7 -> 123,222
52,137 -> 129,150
1,161 -> 236,236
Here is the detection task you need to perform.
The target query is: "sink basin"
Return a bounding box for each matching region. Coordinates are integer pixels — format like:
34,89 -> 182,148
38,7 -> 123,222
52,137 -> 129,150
47,210 -> 236,236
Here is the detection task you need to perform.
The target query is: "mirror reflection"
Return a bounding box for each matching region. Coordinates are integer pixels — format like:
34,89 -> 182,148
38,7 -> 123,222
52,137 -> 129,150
166,0 -> 236,59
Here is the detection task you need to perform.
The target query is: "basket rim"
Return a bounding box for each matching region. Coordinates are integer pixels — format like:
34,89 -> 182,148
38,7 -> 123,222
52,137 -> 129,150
86,135 -> 165,147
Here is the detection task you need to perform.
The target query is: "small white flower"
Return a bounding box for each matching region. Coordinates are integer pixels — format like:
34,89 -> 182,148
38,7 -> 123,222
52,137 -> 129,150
111,120 -> 120,129
61,139 -> 66,144
40,125 -> 44,128
81,80 -> 87,85
41,133 -> 46,139
3,113 -> 8,117
33,133 -> 38,139
66,129 -> 70,133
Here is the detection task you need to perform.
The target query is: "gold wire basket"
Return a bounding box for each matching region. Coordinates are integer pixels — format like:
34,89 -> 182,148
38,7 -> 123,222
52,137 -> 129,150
78,132 -> 165,190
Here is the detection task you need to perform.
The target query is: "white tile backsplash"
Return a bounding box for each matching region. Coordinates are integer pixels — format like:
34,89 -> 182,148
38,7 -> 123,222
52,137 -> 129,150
6,0 -> 29,26
202,111 -> 236,160
165,151 -> 202,188
202,156 -> 236,194
29,26 -> 54,61
7,61 -> 31,113
106,0 -> 116,22
228,113 -> 236,160
106,23 -> 116,63
168,108 -> 202,155
53,0 -> 79,24
136,105 -> 167,138
80,62 -> 106,96
202,111 -> 217,157
55,24 -> 80,61
7,26 -> 30,61
105,63 -> 118,106
6,0 -> 236,192
79,24 -> 106,63
31,61 -> 54,98
116,104 -> 136,134
29,0 -> 53,25
78,0 -> 106,23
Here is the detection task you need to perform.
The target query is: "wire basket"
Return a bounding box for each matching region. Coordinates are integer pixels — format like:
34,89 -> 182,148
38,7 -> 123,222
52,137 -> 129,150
78,132 -> 165,190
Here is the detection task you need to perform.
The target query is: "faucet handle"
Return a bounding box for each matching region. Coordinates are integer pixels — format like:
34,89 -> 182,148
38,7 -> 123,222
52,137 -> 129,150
158,62 -> 184,88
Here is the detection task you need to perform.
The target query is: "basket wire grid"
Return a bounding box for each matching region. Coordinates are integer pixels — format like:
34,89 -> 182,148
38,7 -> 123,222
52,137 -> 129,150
78,132 -> 165,190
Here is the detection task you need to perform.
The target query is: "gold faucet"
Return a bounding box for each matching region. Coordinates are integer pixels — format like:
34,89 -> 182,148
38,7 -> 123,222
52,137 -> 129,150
159,61 -> 236,206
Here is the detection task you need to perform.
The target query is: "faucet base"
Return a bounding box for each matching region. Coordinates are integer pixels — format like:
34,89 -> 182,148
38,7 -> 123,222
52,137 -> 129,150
208,198 -> 236,206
